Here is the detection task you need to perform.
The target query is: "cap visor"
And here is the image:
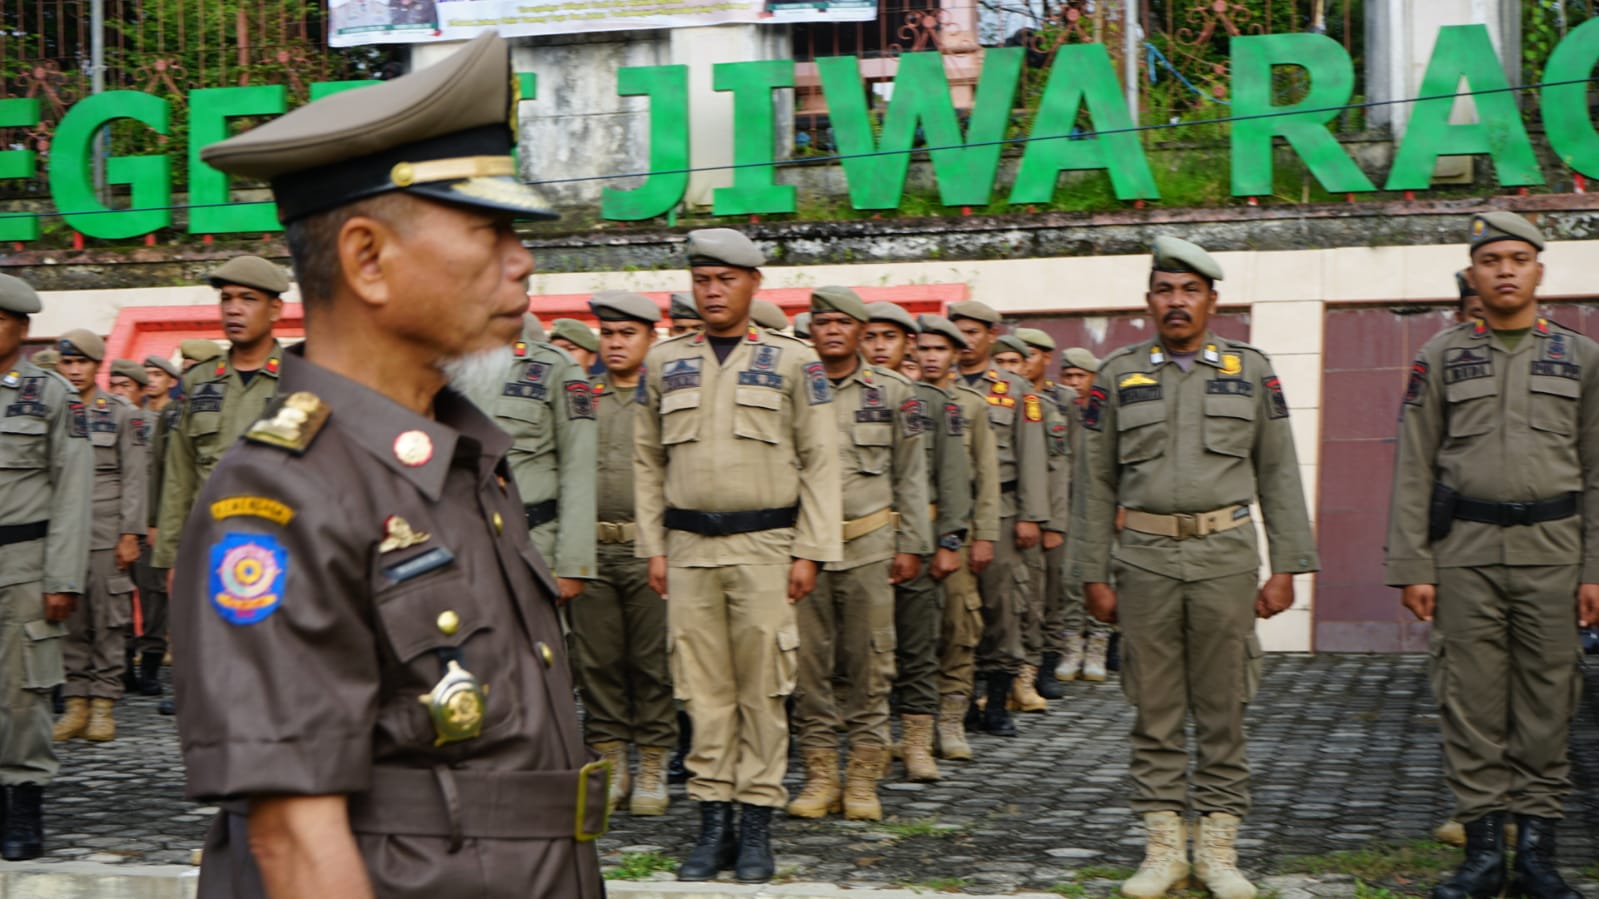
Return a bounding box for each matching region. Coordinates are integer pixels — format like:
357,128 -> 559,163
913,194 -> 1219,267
407,176 -> 559,221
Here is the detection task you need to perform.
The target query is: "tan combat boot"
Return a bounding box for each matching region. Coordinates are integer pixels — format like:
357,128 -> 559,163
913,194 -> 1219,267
1055,636 -> 1084,681
1435,819 -> 1465,847
1193,813 -> 1256,899
1010,664 -> 1048,712
1082,632 -> 1110,682
935,694 -> 974,761
842,745 -> 886,821
52,697 -> 89,742
785,748 -> 841,818
1122,811 -> 1190,898
591,741 -> 631,812
630,746 -> 670,816
898,714 -> 941,782
84,698 -> 117,742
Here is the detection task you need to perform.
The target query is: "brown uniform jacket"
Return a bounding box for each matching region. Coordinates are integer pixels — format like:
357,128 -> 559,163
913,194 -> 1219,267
1386,318 -> 1599,585
949,382 -> 1002,543
827,363 -> 932,569
87,390 -> 147,551
172,351 -> 603,899
1070,334 -> 1319,583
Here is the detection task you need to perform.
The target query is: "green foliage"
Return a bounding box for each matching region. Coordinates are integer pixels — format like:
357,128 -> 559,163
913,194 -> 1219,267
1523,1 -> 1598,87
603,851 -> 678,880
900,876 -> 971,892
1049,882 -> 1088,897
1278,840 -> 1456,881
1073,864 -> 1139,881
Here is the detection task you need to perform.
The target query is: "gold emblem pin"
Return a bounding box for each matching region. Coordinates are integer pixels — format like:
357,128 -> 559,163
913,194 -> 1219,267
436,610 -> 460,636
393,430 -> 433,467
492,512 -> 504,535
537,641 -> 555,668
418,659 -> 488,747
379,515 -> 430,554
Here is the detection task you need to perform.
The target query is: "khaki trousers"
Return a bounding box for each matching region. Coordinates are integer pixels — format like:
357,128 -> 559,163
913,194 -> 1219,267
0,574 -> 63,785
667,563 -> 797,808
1115,564 -> 1261,816
1022,544 -> 1046,664
570,543 -> 677,748
1433,564 -> 1582,822
893,564 -> 942,716
795,560 -> 896,751
938,545 -> 983,698
976,517 -> 1027,676
64,549 -> 133,700
1042,542 -> 1071,655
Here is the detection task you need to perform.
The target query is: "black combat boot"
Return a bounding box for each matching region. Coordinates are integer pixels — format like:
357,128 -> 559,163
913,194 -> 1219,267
669,710 -> 692,784
1037,653 -> 1066,699
963,693 -> 982,733
1432,812 -> 1506,899
1509,815 -> 1582,899
677,801 -> 737,881
734,804 -> 776,883
982,673 -> 1018,737
123,645 -> 141,694
1106,632 -> 1122,671
1,784 -> 44,861
139,652 -> 164,697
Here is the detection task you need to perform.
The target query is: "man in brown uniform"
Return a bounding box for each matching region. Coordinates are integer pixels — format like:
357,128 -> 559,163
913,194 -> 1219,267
171,32 -> 605,898
635,228 -> 842,883
787,287 -> 929,822
1387,212 -> 1597,899
1070,236 -> 1318,899
52,331 -> 146,743
574,290 -> 675,817
1055,346 -> 1115,683
950,300 -> 1049,735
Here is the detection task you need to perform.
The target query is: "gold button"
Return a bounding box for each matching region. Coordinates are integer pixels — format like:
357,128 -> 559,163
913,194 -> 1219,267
492,512 -> 504,535
537,642 -> 554,668
436,610 -> 460,636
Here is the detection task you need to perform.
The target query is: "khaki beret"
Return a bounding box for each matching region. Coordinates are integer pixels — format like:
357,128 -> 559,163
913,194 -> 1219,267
947,300 -> 1000,325
865,301 -> 918,334
201,33 -> 554,224
522,313 -> 547,343
1060,347 -> 1100,373
209,255 -> 291,295
668,292 -> 701,321
589,290 -> 660,324
30,348 -> 58,370
0,273 -> 41,315
179,339 -> 224,363
58,328 -> 105,362
144,354 -> 181,378
792,312 -> 812,339
993,335 -> 1029,357
1470,211 -> 1545,254
1455,270 -> 1477,299
110,358 -> 148,386
685,228 -> 765,269
1015,327 -> 1055,352
1152,235 -> 1224,282
809,286 -> 867,323
917,313 -> 969,350
751,299 -> 791,331
550,318 -> 597,354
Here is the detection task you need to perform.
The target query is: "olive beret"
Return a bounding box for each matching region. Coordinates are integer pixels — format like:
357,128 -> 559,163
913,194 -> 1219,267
30,348 -> 57,370
589,290 -> 660,324
668,292 -> 701,321
865,301 -> 918,334
1455,270 -> 1478,299
947,300 -> 1000,325
1152,235 -> 1224,282
209,255 -> 291,296
917,313 -> 969,350
685,228 -> 764,269
200,33 -> 554,224
110,358 -> 149,386
1060,347 -> 1100,373
809,286 -> 868,323
144,354 -> 181,378
993,334 -> 1029,357
58,328 -> 106,362
792,312 -> 812,339
751,299 -> 791,331
0,273 -> 41,315
1470,211 -> 1545,254
1015,327 -> 1055,352
179,339 -> 224,363
550,318 -> 598,353
522,313 -> 547,342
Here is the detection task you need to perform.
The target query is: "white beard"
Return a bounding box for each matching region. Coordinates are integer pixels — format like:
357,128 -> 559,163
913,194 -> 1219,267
444,345 -> 514,412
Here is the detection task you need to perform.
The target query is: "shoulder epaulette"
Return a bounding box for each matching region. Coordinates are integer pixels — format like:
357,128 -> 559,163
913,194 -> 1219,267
874,364 -> 913,387
244,391 -> 330,455
1100,343 -> 1143,365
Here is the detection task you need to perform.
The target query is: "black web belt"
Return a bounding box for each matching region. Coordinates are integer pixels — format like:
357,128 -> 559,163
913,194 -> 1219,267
524,500 -> 559,529
0,521 -> 48,546
1000,480 -> 1018,493
664,505 -> 799,537
1454,492 -> 1579,527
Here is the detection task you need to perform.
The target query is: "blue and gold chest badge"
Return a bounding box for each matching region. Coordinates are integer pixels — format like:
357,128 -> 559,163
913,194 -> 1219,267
209,533 -> 288,625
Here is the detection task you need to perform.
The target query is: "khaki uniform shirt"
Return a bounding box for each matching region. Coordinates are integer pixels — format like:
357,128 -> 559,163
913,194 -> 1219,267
173,351 -> 602,898
634,325 -> 843,566
86,390 -> 148,551
1386,318 -> 1599,585
153,341 -> 285,568
826,363 -> 932,570
959,368 -> 1049,523
1070,334 -> 1319,583
949,382 -> 1002,543
1039,380 -> 1073,534
146,400 -> 179,530
592,374 -> 637,523
492,341 -> 597,579
0,361 -> 92,593
915,380 -> 973,541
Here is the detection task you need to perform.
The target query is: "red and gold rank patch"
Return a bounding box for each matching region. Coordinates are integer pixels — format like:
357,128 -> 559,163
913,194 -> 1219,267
1023,394 -> 1044,423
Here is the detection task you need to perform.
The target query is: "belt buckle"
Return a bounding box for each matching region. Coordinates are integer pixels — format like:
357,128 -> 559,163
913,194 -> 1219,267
1502,502 -> 1530,526
701,511 -> 728,536
1173,513 -> 1198,540
597,522 -> 617,542
575,759 -> 612,842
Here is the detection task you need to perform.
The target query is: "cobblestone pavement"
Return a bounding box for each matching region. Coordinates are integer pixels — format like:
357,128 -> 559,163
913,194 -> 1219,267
30,654 -> 1599,894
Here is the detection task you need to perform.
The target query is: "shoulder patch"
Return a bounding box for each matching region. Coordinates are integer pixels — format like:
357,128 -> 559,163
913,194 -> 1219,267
1403,360 -> 1428,406
565,381 -> 595,420
130,417 -> 149,446
1263,375 -> 1289,419
69,400 -> 87,438
945,401 -> 963,437
1023,394 -> 1044,423
211,496 -> 296,526
209,533 -> 288,626
244,391 -> 331,455
805,361 -> 832,405
900,397 -> 927,438
1083,385 -> 1107,431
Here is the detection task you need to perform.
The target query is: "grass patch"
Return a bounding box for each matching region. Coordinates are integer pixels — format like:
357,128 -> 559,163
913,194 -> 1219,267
1582,863 -> 1599,882
1049,882 -> 1088,897
603,851 -> 677,880
1279,841 -> 1455,886
1072,864 -> 1138,881
900,877 -> 971,893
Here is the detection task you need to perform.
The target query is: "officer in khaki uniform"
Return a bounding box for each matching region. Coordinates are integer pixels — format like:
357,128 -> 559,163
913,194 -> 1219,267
133,354 -> 181,708
751,299 -> 791,332
173,32 -> 605,897
862,302 -> 971,782
51,331 -> 146,744
0,275 -> 93,861
1387,212 -> 1596,899
1069,236 -> 1318,899
788,287 -> 930,823
107,359 -> 147,407
916,313 -> 1001,760
152,256 -> 290,570
635,228 -> 842,884
491,314 -> 597,600
669,293 -> 704,337
1015,327 -> 1072,703
949,300 -> 1050,735
1056,346 -> 1115,682
549,318 -> 598,372
178,338 -> 223,373
574,291 -> 675,817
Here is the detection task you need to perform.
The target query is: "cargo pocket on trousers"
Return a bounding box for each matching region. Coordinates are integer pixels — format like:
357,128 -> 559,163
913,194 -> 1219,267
1118,642 -> 1138,704
1242,633 -> 1264,703
1427,633 -> 1449,710
667,630 -> 690,702
107,574 -> 136,628
772,625 -> 800,697
870,626 -> 897,695
22,619 -> 65,691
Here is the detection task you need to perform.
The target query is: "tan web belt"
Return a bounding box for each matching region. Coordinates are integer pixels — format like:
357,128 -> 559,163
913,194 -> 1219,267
595,521 -> 636,544
842,507 -> 901,541
1123,505 -> 1250,540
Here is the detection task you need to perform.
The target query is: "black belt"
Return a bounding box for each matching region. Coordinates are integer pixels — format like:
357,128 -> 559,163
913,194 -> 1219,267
1000,480 -> 1018,493
0,521 -> 47,546
1454,492 -> 1579,527
524,499 -> 558,529
346,762 -> 611,846
664,505 -> 799,537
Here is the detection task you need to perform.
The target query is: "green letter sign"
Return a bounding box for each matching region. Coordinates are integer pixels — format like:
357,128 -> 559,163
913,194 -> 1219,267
712,60 -> 796,216
1542,17 -> 1599,178
50,91 -> 171,239
601,65 -> 689,221
189,86 -> 287,234
0,99 -> 40,240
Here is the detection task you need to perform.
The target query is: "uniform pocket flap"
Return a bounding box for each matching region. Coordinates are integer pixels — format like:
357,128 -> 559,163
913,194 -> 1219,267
0,415 -> 47,435
1443,376 -> 1498,404
871,626 -> 897,653
660,390 -> 701,415
494,397 -> 550,426
852,423 -> 893,447
1530,376 -> 1580,399
106,575 -> 136,595
735,387 -> 783,411
376,579 -> 491,664
23,619 -> 65,641
775,625 -> 800,652
1203,393 -> 1256,421
1117,400 -> 1167,431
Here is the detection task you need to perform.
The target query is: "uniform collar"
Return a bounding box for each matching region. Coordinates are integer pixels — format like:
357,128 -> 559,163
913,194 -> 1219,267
211,338 -> 285,380
1147,332 -> 1223,368
1471,318 -> 1552,338
691,324 -> 764,346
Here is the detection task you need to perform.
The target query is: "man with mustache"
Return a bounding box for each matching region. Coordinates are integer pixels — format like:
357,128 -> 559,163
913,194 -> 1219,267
1068,236 -> 1318,899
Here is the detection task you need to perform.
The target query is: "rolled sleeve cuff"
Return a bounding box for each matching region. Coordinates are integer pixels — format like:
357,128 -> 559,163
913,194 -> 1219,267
181,732 -> 371,802
1268,548 -> 1321,575
792,540 -> 843,564
41,578 -> 82,594
1385,558 -> 1437,587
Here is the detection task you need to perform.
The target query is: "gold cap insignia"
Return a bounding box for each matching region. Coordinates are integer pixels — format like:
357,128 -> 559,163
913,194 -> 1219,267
379,515 -> 430,554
